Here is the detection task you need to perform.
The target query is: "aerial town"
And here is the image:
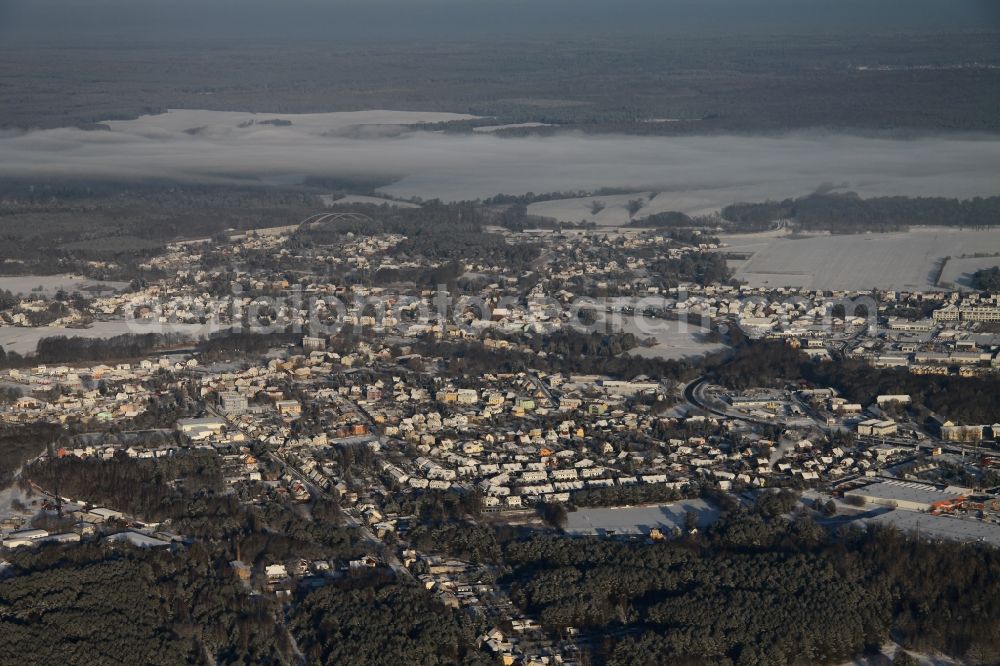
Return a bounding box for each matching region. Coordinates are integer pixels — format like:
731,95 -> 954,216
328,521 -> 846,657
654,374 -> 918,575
1,206 -> 999,664
2,2 -> 1000,662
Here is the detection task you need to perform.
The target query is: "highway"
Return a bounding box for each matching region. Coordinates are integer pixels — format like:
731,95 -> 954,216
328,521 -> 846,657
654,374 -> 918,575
682,376 -> 774,426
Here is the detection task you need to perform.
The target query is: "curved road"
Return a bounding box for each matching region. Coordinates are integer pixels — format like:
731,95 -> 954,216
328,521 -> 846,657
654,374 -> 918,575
683,376 -> 768,425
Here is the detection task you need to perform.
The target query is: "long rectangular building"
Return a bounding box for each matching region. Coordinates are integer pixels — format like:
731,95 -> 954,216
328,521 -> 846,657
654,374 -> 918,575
845,480 -> 966,512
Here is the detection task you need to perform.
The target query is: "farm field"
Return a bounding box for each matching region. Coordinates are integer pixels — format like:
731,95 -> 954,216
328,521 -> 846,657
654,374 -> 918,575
0,320 -> 216,355
937,255 -> 1000,290
597,302 -> 727,360
528,191 -> 705,226
0,275 -> 128,297
719,228 -> 1000,291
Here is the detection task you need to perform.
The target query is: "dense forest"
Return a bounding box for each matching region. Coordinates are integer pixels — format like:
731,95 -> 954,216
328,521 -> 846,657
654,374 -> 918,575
289,580 -> 489,665
502,501 -> 1000,665
0,547 -> 290,665
18,333 -> 171,366
649,252 -> 732,288
24,453 -> 366,564
0,181 -> 318,272
2,484 -> 997,665
416,331 -> 705,385
0,546 -> 486,666
291,202 -> 541,271
27,452 -> 224,521
570,482 -> 687,508
0,422 -> 60,488
628,211 -> 696,228
971,266 -> 1000,291
408,522 -> 502,564
721,193 -> 1000,233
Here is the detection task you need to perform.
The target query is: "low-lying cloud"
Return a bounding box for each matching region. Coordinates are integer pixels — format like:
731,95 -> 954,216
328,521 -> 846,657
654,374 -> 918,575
2,109 -> 999,212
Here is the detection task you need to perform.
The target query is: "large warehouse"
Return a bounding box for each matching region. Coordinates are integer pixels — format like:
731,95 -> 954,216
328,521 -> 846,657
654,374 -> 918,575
845,480 -> 967,512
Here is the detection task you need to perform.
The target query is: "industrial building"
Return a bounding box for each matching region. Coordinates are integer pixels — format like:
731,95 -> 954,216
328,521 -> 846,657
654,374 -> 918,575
845,480 -> 967,512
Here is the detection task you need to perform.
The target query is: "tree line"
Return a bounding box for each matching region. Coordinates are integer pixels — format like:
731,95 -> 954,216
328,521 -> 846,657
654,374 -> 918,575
722,193 -> 1000,233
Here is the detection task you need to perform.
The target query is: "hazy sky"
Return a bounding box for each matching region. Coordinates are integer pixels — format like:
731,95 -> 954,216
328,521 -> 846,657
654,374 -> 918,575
4,109 -> 999,210
1,0 -> 998,44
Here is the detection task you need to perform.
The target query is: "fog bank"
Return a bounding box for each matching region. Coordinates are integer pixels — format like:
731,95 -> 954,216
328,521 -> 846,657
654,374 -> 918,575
2,109 -> 999,212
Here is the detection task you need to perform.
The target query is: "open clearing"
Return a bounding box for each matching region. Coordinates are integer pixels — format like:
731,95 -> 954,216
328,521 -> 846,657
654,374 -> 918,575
718,227 -> 1000,291
0,320 -> 218,355
616,317 -> 726,360
564,500 -> 720,536
0,274 -> 128,297
597,301 -> 727,360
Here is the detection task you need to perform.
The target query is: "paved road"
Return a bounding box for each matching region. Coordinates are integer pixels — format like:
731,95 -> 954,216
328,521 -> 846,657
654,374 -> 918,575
682,376 -> 772,426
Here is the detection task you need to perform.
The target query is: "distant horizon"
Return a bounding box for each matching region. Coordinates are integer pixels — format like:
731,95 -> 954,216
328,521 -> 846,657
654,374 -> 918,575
1,0 -> 998,45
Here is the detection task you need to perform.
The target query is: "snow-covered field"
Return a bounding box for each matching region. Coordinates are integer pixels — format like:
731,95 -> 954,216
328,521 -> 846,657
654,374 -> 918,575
0,320 -> 216,355
0,274 -> 128,297
719,228 -> 1000,291
937,255 -> 1000,289
597,303 -> 727,360
528,191 -> 701,226
564,500 -> 720,536
618,318 -> 726,360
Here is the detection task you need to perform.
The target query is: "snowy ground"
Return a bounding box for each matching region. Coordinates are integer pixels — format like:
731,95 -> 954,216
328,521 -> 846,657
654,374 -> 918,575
0,275 -> 128,297
937,255 -> 1000,289
718,227 -> 1000,291
564,500 -> 720,536
600,308 -> 727,360
622,324 -> 726,360
527,191 -> 703,226
860,509 -> 1000,547
0,320 -> 217,355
